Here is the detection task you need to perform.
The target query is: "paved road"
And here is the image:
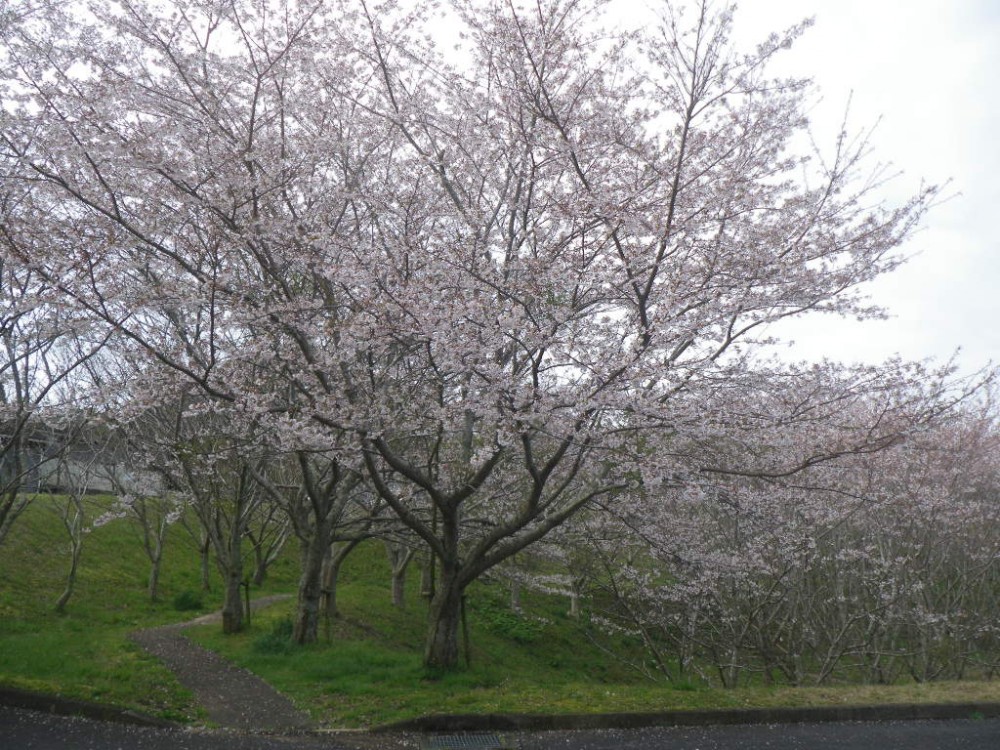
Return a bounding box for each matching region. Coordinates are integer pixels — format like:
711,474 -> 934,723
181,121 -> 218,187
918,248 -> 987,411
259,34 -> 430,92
3,706 -> 999,749
0,707 -> 320,750
513,718 -> 1000,749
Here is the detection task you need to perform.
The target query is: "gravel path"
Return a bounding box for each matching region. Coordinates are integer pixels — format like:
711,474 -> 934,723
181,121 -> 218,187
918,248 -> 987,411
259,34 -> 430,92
130,595 -> 313,734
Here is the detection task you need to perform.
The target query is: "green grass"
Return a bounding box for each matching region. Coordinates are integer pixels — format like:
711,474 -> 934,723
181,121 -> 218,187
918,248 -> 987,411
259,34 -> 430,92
187,544 -> 658,726
192,599 -> 1000,728
185,543 -> 1000,728
0,494 -> 297,720
3,496 -> 1000,728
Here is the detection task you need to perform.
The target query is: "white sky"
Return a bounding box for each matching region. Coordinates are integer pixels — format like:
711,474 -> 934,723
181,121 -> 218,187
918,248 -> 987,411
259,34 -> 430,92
717,0 -> 1000,373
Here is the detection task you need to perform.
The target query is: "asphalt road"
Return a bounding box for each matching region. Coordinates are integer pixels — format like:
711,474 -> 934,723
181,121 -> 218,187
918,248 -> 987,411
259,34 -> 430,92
3,706 -> 1000,750
513,718 -> 1000,749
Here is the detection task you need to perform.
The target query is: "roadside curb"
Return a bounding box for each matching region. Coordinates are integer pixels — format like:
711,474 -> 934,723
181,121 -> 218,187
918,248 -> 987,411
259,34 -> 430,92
0,686 -> 179,729
4,684 -> 999,737
374,701 -> 1000,733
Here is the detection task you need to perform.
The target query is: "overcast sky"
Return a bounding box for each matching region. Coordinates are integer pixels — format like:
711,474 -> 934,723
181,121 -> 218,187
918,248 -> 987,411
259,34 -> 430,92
720,0 -> 1000,374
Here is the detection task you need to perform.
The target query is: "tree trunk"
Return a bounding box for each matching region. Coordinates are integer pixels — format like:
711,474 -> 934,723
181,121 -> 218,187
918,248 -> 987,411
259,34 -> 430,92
148,550 -> 163,602
320,540 -> 360,622
510,580 -> 522,613
252,555 -> 268,587
250,522 -> 289,587
321,555 -> 339,620
392,565 -> 407,608
200,533 -> 212,591
293,530 -> 328,644
424,567 -> 464,670
54,540 -> 81,614
54,497 -> 84,614
420,550 -> 435,600
219,527 -> 244,634
221,568 -> 244,634
568,590 -> 580,619
386,542 -> 414,609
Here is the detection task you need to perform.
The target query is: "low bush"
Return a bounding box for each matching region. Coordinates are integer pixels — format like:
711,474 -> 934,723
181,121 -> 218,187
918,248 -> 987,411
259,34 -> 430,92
172,590 -> 203,612
253,617 -> 294,655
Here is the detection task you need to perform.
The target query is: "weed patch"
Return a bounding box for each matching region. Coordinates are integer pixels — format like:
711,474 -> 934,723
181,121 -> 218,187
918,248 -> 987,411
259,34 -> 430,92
253,617 -> 294,655
172,590 -> 204,612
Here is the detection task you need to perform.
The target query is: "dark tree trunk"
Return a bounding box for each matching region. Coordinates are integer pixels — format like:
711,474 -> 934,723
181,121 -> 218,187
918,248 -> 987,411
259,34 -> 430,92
219,529 -> 244,634
424,566 -> 464,670
293,530 -> 328,644
420,550 -> 435,600
253,565 -> 267,588
321,549 -> 340,620
200,533 -> 212,591
252,556 -> 268,587
247,511 -> 289,589
147,549 -> 163,602
392,566 -> 407,608
221,568 -> 244,634
320,540 -> 359,621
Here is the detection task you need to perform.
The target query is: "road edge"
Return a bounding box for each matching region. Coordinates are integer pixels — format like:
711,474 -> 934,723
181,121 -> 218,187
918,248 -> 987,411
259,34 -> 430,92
374,701 -> 1000,733
0,685 -> 179,728
4,683 -> 1000,737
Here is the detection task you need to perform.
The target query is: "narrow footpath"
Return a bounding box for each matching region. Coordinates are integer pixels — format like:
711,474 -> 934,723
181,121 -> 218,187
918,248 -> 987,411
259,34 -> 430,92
130,595 -> 313,734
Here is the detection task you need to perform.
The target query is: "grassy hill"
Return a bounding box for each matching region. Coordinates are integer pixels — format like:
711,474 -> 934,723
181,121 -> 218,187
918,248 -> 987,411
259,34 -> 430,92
2,495 -> 999,728
0,494 -> 296,720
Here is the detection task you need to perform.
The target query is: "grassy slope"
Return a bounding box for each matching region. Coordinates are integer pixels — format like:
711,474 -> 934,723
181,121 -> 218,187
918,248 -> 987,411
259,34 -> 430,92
0,495 -> 297,720
2,497 -> 999,727
188,542 -> 656,726
186,543 -> 1000,728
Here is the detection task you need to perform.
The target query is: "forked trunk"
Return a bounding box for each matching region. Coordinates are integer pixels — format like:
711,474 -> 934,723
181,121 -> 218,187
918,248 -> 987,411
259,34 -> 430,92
252,559 -> 268,587
321,540 -> 359,621
53,543 -> 81,614
54,496 -> 85,614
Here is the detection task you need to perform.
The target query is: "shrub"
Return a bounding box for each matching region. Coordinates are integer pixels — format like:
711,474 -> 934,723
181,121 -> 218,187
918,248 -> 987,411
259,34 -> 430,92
172,590 -> 203,612
254,617 -> 294,655
475,603 -> 545,644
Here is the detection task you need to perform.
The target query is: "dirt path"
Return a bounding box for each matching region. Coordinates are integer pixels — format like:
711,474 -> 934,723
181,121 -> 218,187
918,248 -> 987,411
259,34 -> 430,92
130,594 -> 313,734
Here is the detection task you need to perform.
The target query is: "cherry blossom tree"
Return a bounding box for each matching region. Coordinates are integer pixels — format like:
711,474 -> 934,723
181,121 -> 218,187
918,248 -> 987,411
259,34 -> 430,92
252,449 -> 383,644
0,179 -> 108,548
0,0 -> 966,669
50,418 -> 114,614
95,479 -> 182,604
246,498 -> 291,587
164,401 -> 269,634
594,382 -> 999,686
